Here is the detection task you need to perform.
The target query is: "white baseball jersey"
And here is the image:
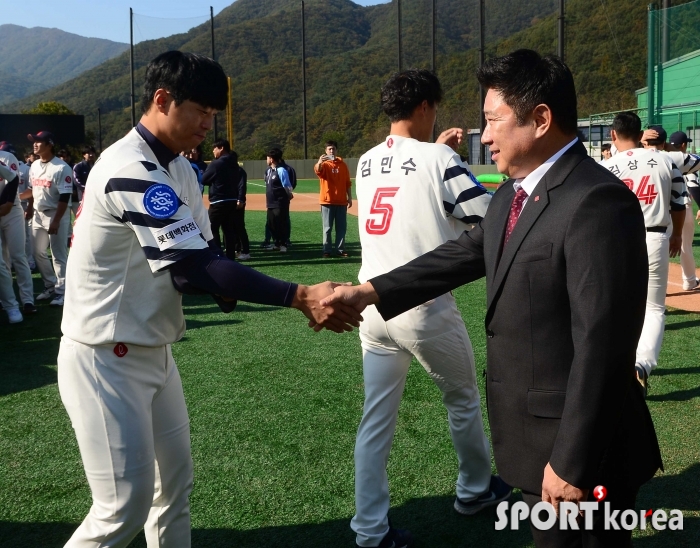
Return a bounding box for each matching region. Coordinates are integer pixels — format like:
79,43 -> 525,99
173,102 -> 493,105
29,156 -> 73,212
0,151 -> 21,211
357,135 -> 491,283
62,128 -> 213,347
664,150 -> 700,175
601,148 -> 685,227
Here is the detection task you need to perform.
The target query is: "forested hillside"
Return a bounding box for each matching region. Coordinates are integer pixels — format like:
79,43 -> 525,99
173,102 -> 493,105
0,25 -> 128,105
2,0 -> 694,159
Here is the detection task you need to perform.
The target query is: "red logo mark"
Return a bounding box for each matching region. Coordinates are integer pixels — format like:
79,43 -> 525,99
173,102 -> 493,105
387,138 -> 394,148
593,485 -> 607,502
65,176 -> 71,183
627,151 -> 634,156
11,163 -> 17,171
113,343 -> 128,358
645,509 -> 653,518
534,196 -> 540,202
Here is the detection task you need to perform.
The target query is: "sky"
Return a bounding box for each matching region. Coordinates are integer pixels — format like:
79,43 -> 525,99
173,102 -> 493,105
1,0 -> 389,43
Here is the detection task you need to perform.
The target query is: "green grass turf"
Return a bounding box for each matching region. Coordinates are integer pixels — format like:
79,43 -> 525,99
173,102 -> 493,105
0,211 -> 698,546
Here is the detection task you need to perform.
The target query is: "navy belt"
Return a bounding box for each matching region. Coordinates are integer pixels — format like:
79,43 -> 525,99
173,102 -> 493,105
646,226 -> 667,233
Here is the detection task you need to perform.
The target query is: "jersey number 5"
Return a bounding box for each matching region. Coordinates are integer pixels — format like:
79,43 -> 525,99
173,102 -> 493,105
366,187 -> 399,235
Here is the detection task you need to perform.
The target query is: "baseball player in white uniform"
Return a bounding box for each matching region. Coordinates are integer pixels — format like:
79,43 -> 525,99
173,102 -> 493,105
351,70 -> 510,548
663,131 -> 700,290
0,151 -> 25,323
26,131 -> 73,306
603,114 -> 687,394
0,144 -> 35,316
58,51 -> 360,548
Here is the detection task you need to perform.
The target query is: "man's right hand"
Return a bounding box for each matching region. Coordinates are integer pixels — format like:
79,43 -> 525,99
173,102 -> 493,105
293,282 -> 364,333
437,128 -> 464,151
319,282 -> 379,316
25,205 -> 33,220
317,154 -> 328,165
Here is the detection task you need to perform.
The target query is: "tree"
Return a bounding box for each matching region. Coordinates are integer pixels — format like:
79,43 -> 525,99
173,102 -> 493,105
22,101 -> 75,115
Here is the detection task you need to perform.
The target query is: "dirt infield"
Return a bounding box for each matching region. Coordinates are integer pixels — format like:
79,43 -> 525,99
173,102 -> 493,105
203,193 -> 359,216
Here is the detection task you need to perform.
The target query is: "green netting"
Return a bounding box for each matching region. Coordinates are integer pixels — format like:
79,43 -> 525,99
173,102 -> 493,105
650,0 -> 700,63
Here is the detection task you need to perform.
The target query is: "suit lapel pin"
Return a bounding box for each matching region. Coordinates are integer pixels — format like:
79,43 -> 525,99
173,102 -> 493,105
534,196 -> 540,202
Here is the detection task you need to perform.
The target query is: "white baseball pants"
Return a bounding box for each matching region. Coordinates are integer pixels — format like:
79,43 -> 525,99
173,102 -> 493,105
352,294 -> 491,547
0,232 -> 19,312
58,337 -> 193,548
679,203 -> 697,287
0,206 -> 34,305
636,231 -> 669,376
32,209 -> 69,295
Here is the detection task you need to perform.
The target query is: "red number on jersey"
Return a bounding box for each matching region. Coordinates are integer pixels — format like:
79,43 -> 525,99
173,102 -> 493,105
635,175 -> 658,205
366,187 -> 399,235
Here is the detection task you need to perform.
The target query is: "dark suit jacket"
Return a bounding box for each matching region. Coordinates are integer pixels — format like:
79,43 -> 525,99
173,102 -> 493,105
370,141 -> 662,494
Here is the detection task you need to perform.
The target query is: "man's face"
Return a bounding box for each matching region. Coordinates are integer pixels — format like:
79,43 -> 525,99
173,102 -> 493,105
161,93 -> 217,151
33,141 -> 51,157
602,148 -> 612,160
482,89 -> 537,179
213,146 -> 223,159
84,152 -> 95,162
325,145 -> 337,157
266,156 -> 273,166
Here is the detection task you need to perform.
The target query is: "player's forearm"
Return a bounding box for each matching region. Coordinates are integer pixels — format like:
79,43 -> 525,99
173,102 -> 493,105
52,199 -> 70,223
670,209 -> 685,237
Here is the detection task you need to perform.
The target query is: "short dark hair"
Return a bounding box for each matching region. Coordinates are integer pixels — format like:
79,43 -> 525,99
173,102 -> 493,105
213,139 -> 231,152
141,51 -> 228,114
612,111 -> 642,141
83,146 -> 96,155
57,149 -> 70,158
601,143 -> 611,152
267,147 -> 283,163
380,69 -> 443,123
477,49 -> 578,135
325,140 -> 338,149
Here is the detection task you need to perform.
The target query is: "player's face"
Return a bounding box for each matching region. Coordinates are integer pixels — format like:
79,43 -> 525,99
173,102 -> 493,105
33,141 -> 51,158
482,89 -> 537,179
602,149 -> 612,160
163,95 -> 217,152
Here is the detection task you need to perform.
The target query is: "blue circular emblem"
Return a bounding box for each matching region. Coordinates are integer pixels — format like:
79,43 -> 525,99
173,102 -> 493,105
143,184 -> 179,219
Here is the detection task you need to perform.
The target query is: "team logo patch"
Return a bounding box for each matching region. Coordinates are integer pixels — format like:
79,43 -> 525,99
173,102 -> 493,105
65,176 -> 71,183
114,343 -> 128,358
144,183 -> 179,219
11,163 -> 17,171
387,138 -> 394,148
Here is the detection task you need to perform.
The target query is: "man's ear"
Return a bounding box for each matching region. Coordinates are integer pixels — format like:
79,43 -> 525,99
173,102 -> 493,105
532,104 -> 552,138
610,129 -> 618,144
153,88 -> 171,113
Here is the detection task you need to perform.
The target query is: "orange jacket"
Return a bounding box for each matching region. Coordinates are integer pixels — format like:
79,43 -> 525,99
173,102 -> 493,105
314,157 -> 351,205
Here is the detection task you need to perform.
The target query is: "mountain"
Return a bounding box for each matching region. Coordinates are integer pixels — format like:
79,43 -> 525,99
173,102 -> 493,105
0,24 -> 129,105
2,0 -> 693,159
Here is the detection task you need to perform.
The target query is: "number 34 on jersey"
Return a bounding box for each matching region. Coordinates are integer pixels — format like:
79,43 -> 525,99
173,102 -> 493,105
621,175 -> 659,205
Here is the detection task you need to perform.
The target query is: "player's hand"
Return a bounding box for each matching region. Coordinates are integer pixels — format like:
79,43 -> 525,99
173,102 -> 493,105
24,206 -> 33,220
695,209 -> 700,225
669,234 -> 683,257
319,282 -> 379,316
347,198 -> 353,209
641,129 -> 659,146
541,462 -> 589,516
293,282 -> 363,333
48,218 -> 60,235
436,128 -> 464,151
236,201 -> 245,210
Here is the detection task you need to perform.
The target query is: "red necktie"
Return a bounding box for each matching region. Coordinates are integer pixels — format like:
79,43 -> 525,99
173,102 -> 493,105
504,187 -> 528,245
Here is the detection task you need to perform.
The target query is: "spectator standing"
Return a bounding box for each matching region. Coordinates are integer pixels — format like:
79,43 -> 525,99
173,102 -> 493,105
203,139 -> 250,260
668,131 -> 700,290
26,131 -> 73,306
314,140 -> 352,257
264,147 -> 292,253
72,146 -> 96,209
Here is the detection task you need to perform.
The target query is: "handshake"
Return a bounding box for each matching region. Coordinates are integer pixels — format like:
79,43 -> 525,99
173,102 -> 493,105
291,281 -> 379,333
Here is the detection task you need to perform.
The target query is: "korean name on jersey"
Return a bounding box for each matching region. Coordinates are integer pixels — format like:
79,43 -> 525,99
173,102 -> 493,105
356,135 -> 491,283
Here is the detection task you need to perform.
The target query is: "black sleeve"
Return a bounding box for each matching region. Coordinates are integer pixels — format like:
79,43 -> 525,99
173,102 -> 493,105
688,185 -> 700,206
201,161 -> 218,187
238,169 -> 247,202
170,248 -> 297,309
0,175 -> 19,206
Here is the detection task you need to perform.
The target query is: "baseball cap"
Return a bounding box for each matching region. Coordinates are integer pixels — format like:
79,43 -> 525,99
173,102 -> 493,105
647,125 -> 667,142
0,141 -> 17,155
669,131 -> 692,146
27,131 -> 55,145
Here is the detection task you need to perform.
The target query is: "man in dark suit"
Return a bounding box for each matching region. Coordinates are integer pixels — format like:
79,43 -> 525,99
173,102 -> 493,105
320,49 -> 662,547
